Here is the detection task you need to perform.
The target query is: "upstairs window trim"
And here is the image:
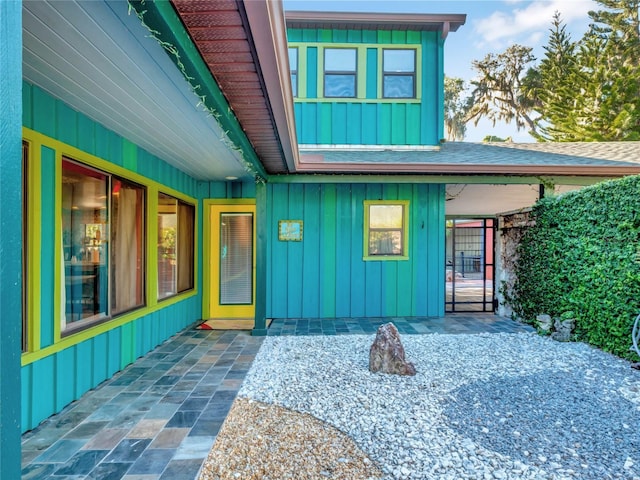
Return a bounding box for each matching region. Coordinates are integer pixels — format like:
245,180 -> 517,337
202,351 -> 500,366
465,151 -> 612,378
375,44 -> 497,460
382,48 -> 417,99
323,47 -> 358,98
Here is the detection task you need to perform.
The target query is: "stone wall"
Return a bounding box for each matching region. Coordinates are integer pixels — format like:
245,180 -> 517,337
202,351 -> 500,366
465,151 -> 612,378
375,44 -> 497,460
495,209 -> 534,318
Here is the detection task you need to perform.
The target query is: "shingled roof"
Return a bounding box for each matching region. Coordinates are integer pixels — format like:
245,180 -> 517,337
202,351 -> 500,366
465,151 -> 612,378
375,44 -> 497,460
296,142 -> 640,176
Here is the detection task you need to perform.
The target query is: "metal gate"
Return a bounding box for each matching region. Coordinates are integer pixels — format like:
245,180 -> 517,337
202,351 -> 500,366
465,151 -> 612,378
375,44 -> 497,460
445,218 -> 495,312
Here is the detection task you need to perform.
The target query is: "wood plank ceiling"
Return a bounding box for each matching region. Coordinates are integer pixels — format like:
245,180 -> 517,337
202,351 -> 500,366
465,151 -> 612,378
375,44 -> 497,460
173,0 -> 289,174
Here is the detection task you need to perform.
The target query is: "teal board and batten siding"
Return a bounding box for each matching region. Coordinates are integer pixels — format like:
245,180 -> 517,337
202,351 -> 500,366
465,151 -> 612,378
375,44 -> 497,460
266,183 -> 445,318
288,29 -> 444,146
21,82 -> 205,432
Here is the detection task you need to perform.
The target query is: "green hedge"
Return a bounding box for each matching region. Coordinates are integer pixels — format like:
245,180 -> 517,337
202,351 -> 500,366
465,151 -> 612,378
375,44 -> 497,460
509,175 -> 640,360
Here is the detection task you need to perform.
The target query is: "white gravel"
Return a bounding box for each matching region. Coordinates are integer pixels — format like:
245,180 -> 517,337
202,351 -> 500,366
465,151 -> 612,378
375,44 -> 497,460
239,332 -> 640,480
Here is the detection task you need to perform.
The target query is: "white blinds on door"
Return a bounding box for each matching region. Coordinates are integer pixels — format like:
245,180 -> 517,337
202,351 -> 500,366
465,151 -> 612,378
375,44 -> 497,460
219,213 -> 253,305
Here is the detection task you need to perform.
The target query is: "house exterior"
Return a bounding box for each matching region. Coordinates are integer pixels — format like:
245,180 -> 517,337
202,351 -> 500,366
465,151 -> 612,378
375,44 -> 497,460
2,2 -> 640,478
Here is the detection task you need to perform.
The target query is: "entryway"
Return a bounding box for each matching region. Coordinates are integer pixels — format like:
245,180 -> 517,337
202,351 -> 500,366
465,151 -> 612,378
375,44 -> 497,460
445,218 -> 495,313
205,202 -> 256,324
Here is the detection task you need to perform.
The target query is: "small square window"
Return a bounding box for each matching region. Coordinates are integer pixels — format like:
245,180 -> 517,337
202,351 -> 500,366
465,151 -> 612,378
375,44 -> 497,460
383,49 -> 416,98
364,201 -> 409,260
324,48 -> 357,98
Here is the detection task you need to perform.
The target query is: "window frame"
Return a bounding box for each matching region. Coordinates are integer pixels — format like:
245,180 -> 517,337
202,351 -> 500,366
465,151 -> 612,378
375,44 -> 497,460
288,46 -> 298,97
363,200 -> 410,261
382,48 -> 417,99
22,141 -> 28,352
61,157 -> 147,335
157,192 -> 195,301
323,47 -> 358,98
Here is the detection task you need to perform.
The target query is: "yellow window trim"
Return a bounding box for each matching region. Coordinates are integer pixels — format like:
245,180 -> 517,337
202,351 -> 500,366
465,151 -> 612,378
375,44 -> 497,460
21,127 -> 199,365
363,199 -> 410,261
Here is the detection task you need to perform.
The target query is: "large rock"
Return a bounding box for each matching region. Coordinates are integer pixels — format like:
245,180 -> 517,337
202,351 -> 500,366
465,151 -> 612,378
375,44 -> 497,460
369,323 -> 416,376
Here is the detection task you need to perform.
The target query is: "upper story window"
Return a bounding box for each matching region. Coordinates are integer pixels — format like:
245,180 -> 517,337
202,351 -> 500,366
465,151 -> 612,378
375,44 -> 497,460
382,49 -> 416,98
364,200 -> 409,261
324,48 -> 357,97
288,47 -> 298,97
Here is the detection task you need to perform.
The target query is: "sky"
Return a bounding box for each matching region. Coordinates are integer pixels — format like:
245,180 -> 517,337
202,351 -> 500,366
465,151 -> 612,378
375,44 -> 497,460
282,0 -> 599,142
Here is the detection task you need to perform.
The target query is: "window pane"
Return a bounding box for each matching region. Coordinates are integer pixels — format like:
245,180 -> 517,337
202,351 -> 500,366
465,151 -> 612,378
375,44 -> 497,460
383,49 -> 415,72
325,74 -> 356,97
220,213 -> 253,304
62,160 -> 109,328
383,75 -> 414,98
111,178 -> 145,315
158,193 -> 177,299
370,205 -> 403,228
291,73 -> 298,97
325,48 -> 356,71
369,231 -> 402,255
288,47 -> 297,69
177,201 -> 195,293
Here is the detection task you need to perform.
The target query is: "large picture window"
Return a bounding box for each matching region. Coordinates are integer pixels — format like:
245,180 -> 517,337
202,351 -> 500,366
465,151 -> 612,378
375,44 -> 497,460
324,48 -> 357,98
61,159 -> 146,333
383,49 -> 416,98
364,200 -> 409,260
158,193 -> 195,299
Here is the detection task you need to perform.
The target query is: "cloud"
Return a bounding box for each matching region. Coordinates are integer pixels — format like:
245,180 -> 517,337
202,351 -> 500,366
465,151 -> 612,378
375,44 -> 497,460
473,0 -> 596,47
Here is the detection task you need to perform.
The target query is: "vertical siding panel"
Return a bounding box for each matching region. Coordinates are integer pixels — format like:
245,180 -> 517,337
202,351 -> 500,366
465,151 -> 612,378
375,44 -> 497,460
366,48 -> 378,99
21,366 -> 33,431
122,138 -> 138,172
346,104 -> 361,144
397,184 -> 414,316
287,184 -> 304,317
407,31 -> 421,43
75,341 -> 93,394
362,104 -> 377,144
40,146 -> 56,348
426,184 -> 445,316
270,185 -> 289,318
413,184 -> 429,315
56,102 -> 77,147
303,104 -> 318,144
406,105 -> 421,145
265,184 -> 274,316
362,30 -> 377,43
108,131 -> 123,167
319,29 -> 332,42
93,332 -> 108,384
94,123 -> 110,160
350,185 -> 366,317
32,86 -> 57,138
320,184 -> 337,317
391,30 -> 406,44
347,29 -> 361,43
335,185 -> 352,316
364,184 -> 382,316
294,103 -> 302,140
107,328 -> 120,377
288,29 -> 302,42
302,185 -> 321,317
382,185 -> 399,316
319,103 -> 331,144
120,322 -> 135,369
23,81 -> 33,128
306,47 -> 318,98
421,31 -> 438,145
391,103 -> 406,144
32,356 -> 56,426
56,349 -> 75,411
332,29 -> 348,42
77,114 -> 96,155
331,103 -> 347,144
378,104 -> 391,145
377,31 -> 391,44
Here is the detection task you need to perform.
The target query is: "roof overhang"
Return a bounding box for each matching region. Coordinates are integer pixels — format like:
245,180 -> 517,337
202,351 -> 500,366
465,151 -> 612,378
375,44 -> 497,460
295,142 -> 640,177
286,11 -> 467,39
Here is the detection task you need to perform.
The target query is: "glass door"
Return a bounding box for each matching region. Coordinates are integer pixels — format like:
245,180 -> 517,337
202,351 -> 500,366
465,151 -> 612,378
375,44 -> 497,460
209,204 -> 256,318
445,218 -> 495,312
